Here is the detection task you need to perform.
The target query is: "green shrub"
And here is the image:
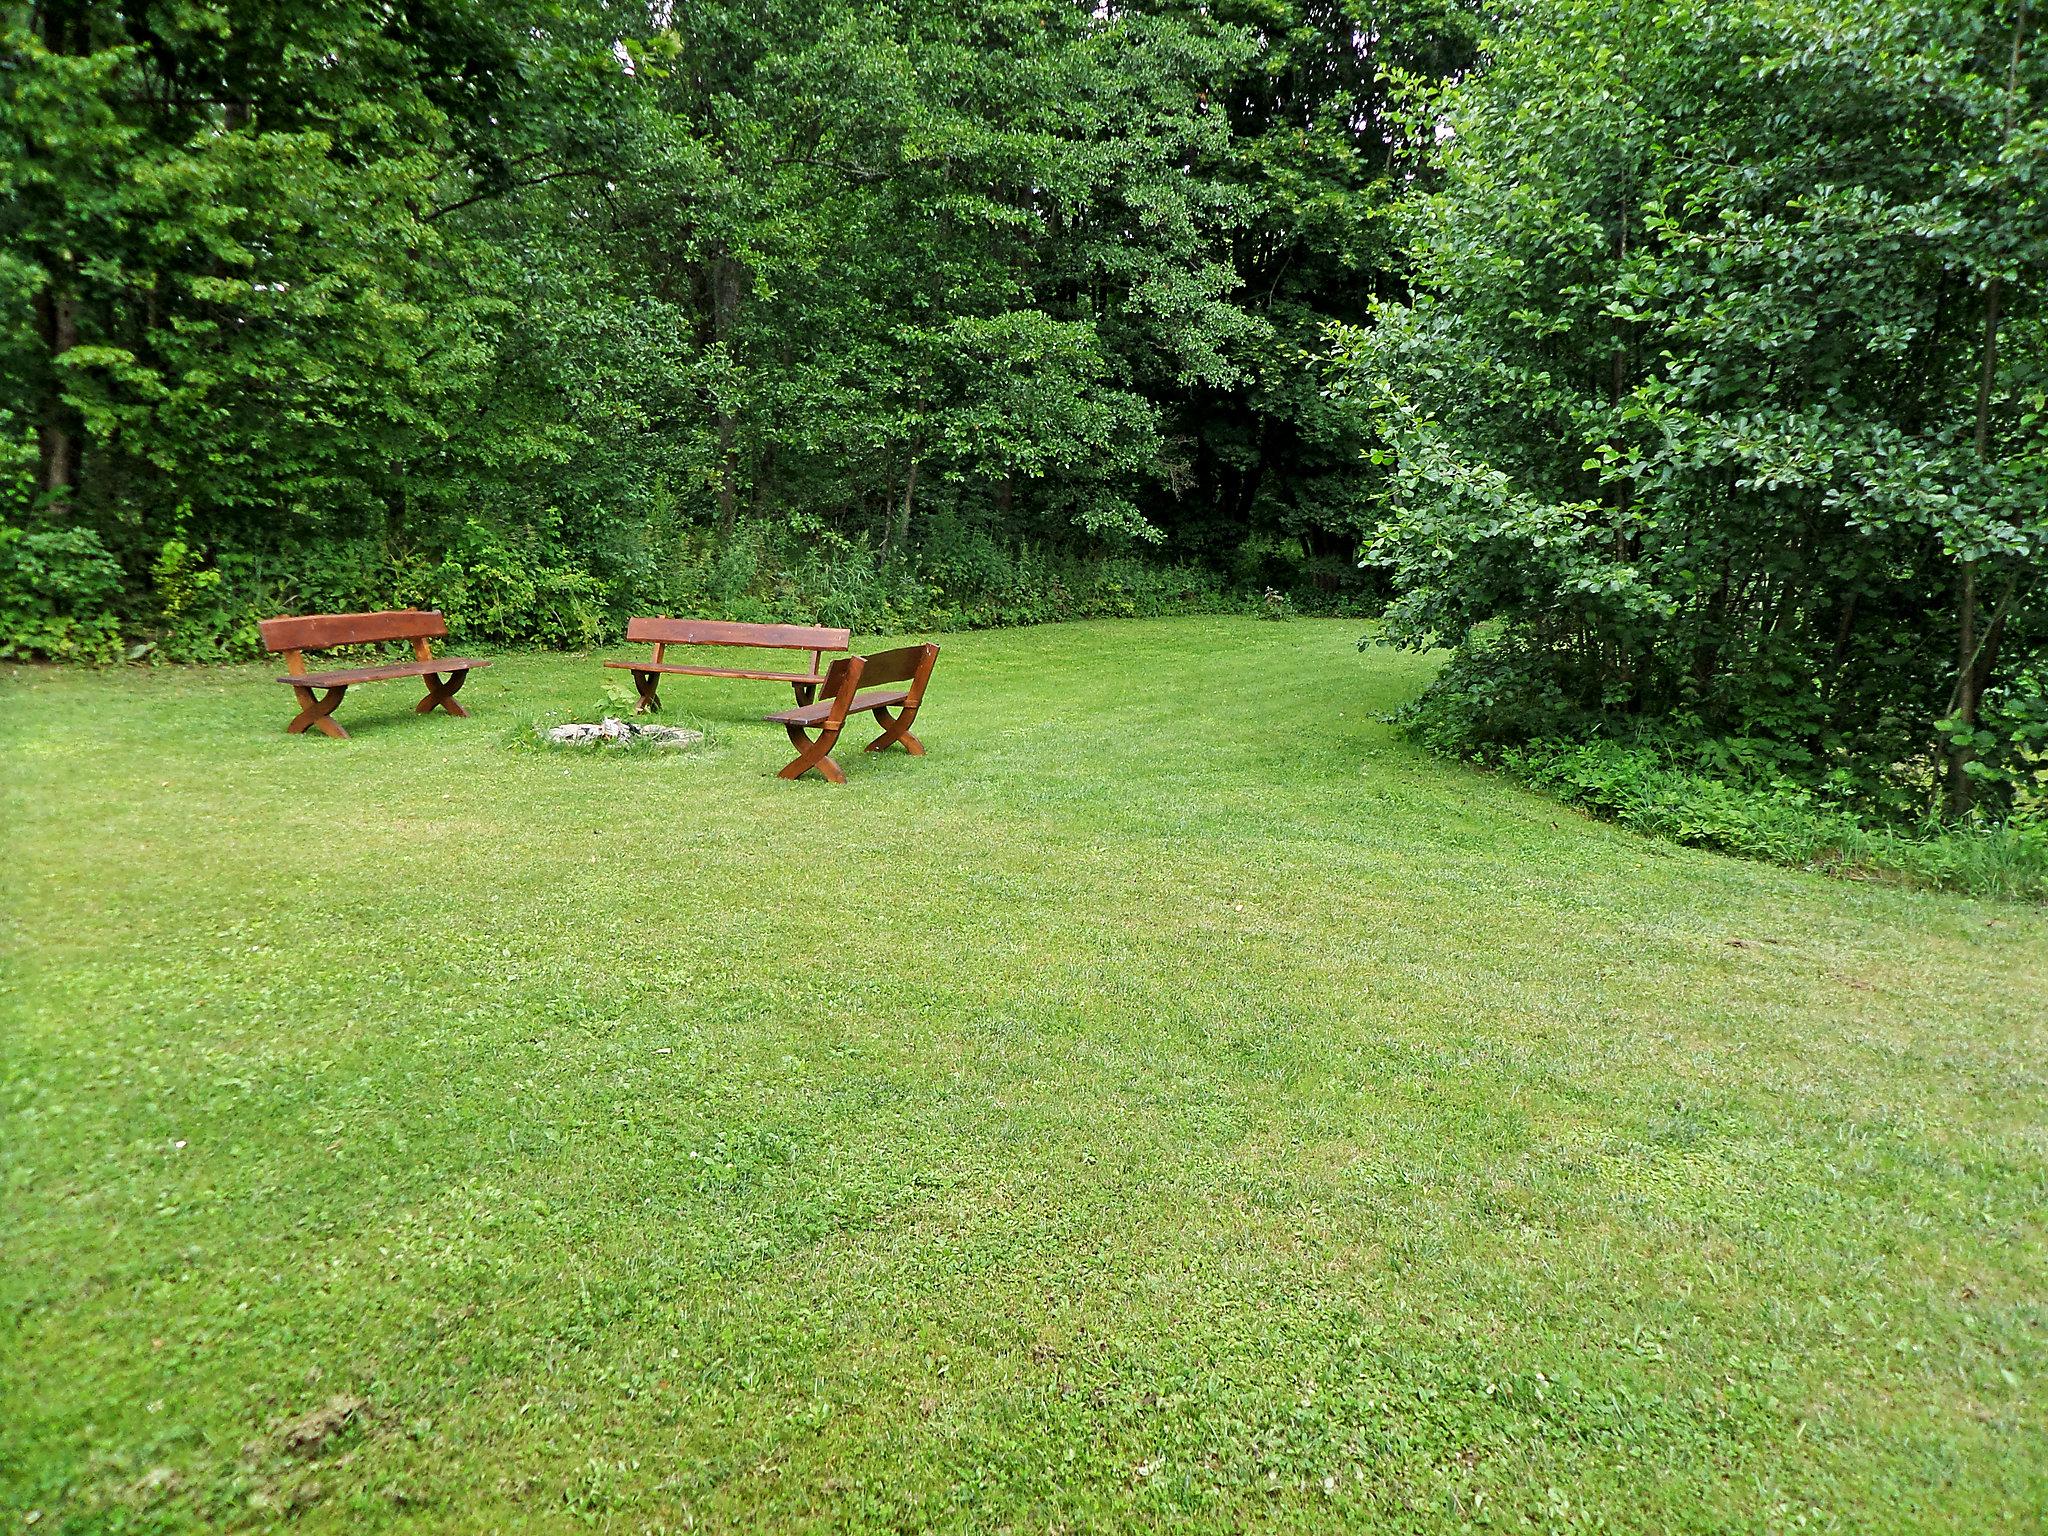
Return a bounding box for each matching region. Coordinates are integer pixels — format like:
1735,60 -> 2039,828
1386,632 -> 1587,758
1942,665 -> 2048,825
0,523 -> 127,662
148,537 -> 232,661
0,498 -> 1334,663
413,523 -> 609,650
1389,628 -> 2046,901
644,519 -> 1236,637
1497,737 -> 2048,903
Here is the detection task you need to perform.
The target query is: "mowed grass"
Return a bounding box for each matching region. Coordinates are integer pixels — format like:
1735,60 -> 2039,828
3,617 -> 2044,1535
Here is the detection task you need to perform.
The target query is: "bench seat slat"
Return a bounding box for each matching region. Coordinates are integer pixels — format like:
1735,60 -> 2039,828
625,618 -> 848,650
602,660 -> 825,685
274,658 -> 491,688
764,687 -> 910,728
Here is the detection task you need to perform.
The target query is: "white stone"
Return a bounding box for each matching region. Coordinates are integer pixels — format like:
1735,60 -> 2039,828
545,717 -> 703,748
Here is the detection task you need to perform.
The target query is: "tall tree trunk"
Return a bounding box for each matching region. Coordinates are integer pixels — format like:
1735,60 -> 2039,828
1947,557 -> 1980,821
1608,209 -> 1634,561
883,451 -> 920,568
1826,589 -> 1859,683
1976,576 -> 2018,700
30,4 -> 88,506
1946,0 -> 2029,820
709,248 -> 744,538
34,285 -> 81,503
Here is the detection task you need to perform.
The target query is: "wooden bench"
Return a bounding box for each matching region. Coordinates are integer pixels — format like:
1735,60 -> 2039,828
603,618 -> 852,712
764,643 -> 939,782
260,609 -> 490,739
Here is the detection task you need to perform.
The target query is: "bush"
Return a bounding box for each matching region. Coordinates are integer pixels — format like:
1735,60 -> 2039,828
1943,665 -> 2048,826
410,522 -> 609,650
1387,632 -> 1588,758
1497,737 -> 2048,903
0,504 -> 1312,663
639,517 -> 1238,636
0,523 -> 127,662
1385,629 -> 2046,901
1331,0 -> 2047,829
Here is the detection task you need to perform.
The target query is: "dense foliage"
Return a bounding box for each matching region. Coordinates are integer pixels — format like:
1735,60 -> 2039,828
1338,0 -> 2047,824
2,0 -> 1474,659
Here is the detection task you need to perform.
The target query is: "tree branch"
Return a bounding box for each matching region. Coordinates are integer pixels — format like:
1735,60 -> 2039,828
426,167 -> 611,222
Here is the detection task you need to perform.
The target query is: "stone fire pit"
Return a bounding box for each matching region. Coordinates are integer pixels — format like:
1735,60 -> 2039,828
545,716 -> 703,748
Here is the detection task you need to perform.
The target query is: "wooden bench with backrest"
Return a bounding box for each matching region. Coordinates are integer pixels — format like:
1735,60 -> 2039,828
604,618 -> 852,713
763,643 -> 939,782
259,609 -> 490,739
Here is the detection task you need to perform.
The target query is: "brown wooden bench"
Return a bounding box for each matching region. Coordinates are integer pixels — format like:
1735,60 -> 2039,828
259,609 -> 490,739
764,643 -> 939,782
603,618 -> 852,712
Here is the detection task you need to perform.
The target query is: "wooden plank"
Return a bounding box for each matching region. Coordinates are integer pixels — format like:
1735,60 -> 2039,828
601,661 -> 825,684
272,658 -> 489,688
259,609 -> 448,653
853,643 -> 938,689
764,687 -> 910,727
622,617 -> 850,651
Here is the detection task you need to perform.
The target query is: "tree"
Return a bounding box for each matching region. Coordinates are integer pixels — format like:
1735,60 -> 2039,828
1,1 -> 641,647
1335,0 -> 2048,821
1142,0 -> 1479,584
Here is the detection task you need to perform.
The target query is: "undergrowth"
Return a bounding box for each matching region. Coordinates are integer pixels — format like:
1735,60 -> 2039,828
1495,737 -> 2048,903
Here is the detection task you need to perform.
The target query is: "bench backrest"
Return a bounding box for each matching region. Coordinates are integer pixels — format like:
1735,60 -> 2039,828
854,642 -> 939,694
259,609 -> 447,655
624,617 -> 850,652
813,643 -> 938,728
259,609 -> 449,678
813,655 -> 866,727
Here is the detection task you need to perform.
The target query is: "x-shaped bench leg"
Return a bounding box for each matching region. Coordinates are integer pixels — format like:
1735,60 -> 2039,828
864,704 -> 924,755
630,669 -> 663,713
779,721 -> 847,783
416,669 -> 472,717
287,684 -> 350,738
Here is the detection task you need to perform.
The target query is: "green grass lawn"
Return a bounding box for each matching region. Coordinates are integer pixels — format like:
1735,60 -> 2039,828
4,617 -> 2044,1534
